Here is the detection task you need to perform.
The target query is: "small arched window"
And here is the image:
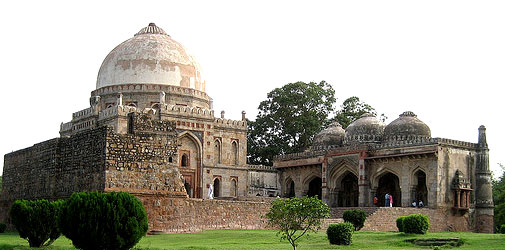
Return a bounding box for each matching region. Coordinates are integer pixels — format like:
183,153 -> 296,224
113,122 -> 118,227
232,141 -> 239,165
214,139 -> 221,164
181,154 -> 188,167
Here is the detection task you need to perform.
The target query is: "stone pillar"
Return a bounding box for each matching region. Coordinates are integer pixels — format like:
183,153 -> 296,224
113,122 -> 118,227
321,160 -> 329,203
358,152 -> 369,206
474,125 -> 494,233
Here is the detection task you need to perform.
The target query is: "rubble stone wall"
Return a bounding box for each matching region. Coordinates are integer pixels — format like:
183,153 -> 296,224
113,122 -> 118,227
104,113 -> 186,196
136,194 -> 272,233
0,127 -> 108,222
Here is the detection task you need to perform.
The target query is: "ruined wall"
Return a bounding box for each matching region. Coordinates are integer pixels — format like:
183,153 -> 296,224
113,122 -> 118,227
105,113 -> 186,196
136,194 -> 272,233
1,127 -> 108,222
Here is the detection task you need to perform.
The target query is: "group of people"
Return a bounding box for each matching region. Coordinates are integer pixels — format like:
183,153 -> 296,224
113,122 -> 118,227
372,193 -> 425,208
372,193 -> 394,207
411,200 -> 424,208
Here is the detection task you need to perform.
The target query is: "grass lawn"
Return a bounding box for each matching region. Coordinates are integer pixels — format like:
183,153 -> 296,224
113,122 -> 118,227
0,230 -> 504,250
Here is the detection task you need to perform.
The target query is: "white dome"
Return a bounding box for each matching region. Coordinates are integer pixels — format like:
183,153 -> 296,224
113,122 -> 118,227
96,23 -> 204,92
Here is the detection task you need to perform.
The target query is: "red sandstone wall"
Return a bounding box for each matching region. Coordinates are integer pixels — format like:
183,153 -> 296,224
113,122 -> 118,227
136,195 -> 272,233
362,207 -> 470,232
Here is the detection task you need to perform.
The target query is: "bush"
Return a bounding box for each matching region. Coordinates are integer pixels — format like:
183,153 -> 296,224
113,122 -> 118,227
9,199 -> 62,247
327,222 -> 353,245
396,216 -> 406,232
403,214 -> 430,234
499,224 -> 505,234
59,191 -> 148,250
342,209 -> 367,231
0,222 -> 6,233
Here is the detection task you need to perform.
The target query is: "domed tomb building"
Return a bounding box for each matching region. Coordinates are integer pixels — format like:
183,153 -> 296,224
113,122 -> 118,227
274,111 -> 493,233
2,23 -> 279,213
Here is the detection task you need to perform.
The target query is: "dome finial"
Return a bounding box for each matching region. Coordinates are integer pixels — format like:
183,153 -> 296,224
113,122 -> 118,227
135,23 -> 169,36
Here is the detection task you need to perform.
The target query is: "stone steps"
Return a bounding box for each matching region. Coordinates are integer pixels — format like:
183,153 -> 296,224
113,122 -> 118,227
330,207 -> 380,218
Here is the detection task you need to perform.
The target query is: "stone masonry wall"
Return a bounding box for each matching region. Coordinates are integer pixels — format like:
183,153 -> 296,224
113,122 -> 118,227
1,127 -> 108,222
362,207 -> 470,232
136,194 -> 272,233
105,113 -> 186,197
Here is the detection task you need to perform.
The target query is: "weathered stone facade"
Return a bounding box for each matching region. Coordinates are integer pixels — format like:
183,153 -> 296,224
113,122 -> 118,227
1,23 -> 278,231
274,112 -> 494,233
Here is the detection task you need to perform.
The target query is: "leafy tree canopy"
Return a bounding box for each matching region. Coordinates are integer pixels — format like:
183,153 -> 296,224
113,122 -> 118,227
335,96 -> 386,128
247,81 -> 335,165
265,196 -> 330,250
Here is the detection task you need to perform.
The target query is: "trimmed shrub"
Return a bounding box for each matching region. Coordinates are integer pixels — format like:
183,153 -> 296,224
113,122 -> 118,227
342,209 -> 367,230
59,191 -> 148,250
9,199 -> 62,247
0,222 -> 6,233
396,216 -> 406,232
499,224 -> 505,234
327,222 -> 354,245
403,214 -> 430,234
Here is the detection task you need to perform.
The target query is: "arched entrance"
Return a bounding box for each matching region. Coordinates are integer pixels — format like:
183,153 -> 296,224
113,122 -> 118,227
213,178 -> 220,198
338,173 -> 358,207
376,172 -> 401,207
414,170 -> 428,206
307,177 -> 322,199
287,179 -> 295,198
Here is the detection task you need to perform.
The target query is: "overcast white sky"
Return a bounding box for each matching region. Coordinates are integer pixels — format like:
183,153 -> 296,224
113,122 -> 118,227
1,0 -> 504,177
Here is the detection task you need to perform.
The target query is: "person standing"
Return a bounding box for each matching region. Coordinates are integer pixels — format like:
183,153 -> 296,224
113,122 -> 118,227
389,194 -> 393,207
385,193 -> 390,207
208,184 -> 214,200
373,196 -> 378,207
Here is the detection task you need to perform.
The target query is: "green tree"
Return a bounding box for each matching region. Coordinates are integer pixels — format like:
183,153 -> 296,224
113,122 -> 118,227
265,196 -> 330,250
9,199 -> 62,247
493,163 -> 505,229
247,81 -> 336,165
335,96 -> 386,128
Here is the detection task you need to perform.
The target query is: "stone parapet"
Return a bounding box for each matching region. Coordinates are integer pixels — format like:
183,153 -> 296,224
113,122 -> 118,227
372,138 -> 438,150
435,138 -> 478,150
160,104 -> 214,120
247,164 -> 278,172
213,118 -> 247,131
92,84 -> 210,102
72,106 -> 98,120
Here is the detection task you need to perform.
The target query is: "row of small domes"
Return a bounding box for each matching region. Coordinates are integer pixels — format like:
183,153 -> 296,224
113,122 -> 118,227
313,111 -> 431,147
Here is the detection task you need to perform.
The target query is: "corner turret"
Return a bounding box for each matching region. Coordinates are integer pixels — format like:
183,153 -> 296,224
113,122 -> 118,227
474,125 -> 494,233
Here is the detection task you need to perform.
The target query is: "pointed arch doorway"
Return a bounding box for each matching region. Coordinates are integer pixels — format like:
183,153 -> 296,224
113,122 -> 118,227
307,177 -> 322,199
376,172 -> 401,207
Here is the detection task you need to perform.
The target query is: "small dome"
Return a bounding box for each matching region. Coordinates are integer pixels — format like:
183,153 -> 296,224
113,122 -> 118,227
96,23 -> 204,92
384,111 -> 431,141
344,113 -> 385,144
313,121 -> 345,149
